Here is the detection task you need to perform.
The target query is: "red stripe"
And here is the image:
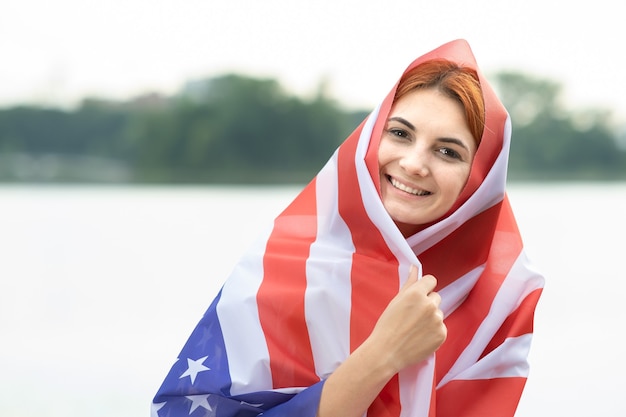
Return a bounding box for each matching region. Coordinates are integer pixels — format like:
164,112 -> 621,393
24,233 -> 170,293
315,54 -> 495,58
480,288 -> 543,360
435,197 -> 523,382
368,375 -> 402,417
337,130 -> 402,417
365,87 -> 396,186
419,202 -> 501,290
337,130 -> 399,346
436,377 -> 527,417
257,180 -> 320,388
454,85 -> 507,212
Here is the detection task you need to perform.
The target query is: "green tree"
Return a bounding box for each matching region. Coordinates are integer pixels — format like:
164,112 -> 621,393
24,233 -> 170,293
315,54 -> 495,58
127,74 -> 356,183
492,71 -> 626,180
1,71 -> 624,183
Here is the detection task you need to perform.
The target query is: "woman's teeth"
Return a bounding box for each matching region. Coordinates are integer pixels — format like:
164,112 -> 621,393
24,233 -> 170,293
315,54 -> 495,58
390,177 -> 430,196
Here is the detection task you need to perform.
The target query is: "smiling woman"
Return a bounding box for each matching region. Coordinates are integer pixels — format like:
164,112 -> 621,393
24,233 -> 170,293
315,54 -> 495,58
152,39 -> 544,417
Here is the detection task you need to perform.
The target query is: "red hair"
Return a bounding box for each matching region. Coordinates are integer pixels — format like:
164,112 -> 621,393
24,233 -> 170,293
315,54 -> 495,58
395,59 -> 485,144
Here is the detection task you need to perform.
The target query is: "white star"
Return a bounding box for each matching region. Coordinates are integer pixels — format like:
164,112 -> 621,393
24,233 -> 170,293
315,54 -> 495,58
179,356 -> 210,384
151,402 -> 166,417
185,394 -> 213,414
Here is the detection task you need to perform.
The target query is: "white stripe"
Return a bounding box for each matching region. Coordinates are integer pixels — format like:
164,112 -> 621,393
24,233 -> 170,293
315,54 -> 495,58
438,265 -> 485,316
438,250 -> 544,387
355,106 -> 422,272
446,334 -> 533,381
398,356 -> 436,417
305,152 -> 354,379
492,250 -> 544,315
216,227 -> 273,394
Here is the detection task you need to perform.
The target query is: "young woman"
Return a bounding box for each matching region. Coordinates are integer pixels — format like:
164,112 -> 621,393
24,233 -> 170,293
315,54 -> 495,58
152,39 -> 544,417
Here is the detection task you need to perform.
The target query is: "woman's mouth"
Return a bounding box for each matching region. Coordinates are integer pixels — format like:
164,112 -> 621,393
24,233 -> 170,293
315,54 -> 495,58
388,176 -> 431,196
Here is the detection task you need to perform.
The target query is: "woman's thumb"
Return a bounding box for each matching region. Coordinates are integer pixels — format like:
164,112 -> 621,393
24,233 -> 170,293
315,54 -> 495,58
400,265 -> 419,291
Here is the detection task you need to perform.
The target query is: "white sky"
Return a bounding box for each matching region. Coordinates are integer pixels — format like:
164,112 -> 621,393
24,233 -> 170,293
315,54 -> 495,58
2,0 -> 625,122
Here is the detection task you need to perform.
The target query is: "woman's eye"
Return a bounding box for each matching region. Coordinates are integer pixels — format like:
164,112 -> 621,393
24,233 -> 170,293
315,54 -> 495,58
387,128 -> 409,139
439,147 -> 462,160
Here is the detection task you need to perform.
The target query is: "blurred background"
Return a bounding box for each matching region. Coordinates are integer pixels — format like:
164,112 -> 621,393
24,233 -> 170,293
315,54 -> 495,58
1,0 -> 625,416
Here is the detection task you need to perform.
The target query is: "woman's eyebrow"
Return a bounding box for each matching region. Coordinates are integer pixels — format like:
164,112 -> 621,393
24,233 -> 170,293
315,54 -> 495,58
439,137 -> 470,151
388,117 -> 415,131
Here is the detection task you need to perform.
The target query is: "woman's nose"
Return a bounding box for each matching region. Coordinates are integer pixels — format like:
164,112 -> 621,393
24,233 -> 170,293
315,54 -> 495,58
399,150 -> 430,176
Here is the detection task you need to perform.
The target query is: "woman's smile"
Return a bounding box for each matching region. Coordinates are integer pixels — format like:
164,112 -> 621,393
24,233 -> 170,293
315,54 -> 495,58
387,175 -> 432,196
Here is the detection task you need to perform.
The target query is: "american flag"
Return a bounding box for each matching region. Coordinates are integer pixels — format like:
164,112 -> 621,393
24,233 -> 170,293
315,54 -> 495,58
152,39 -> 544,417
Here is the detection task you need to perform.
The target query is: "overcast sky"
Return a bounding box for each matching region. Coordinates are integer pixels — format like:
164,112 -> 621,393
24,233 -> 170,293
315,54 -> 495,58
2,0 -> 625,122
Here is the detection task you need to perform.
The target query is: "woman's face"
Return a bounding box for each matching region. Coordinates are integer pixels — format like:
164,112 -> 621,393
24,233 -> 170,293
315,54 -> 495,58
378,88 -> 478,237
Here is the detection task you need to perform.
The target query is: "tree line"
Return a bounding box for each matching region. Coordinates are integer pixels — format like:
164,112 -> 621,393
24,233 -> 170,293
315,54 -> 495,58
0,71 -> 624,183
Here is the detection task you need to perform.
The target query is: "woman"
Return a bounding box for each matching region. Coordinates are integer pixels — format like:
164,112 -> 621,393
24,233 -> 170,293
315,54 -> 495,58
152,39 -> 544,417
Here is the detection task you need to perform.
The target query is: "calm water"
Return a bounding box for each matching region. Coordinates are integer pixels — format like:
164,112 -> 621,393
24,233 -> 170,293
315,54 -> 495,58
0,183 -> 624,417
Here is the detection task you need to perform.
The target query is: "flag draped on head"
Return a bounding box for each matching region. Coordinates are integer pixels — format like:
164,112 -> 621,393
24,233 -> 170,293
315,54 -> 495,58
152,39 -> 544,417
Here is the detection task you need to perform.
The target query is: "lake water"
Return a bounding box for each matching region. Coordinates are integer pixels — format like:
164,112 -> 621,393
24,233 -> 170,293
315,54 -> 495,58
0,183 -> 624,417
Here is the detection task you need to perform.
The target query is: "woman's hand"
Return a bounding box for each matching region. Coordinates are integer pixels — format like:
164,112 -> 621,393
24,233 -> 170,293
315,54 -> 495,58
316,266 -> 446,417
364,266 -> 447,374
